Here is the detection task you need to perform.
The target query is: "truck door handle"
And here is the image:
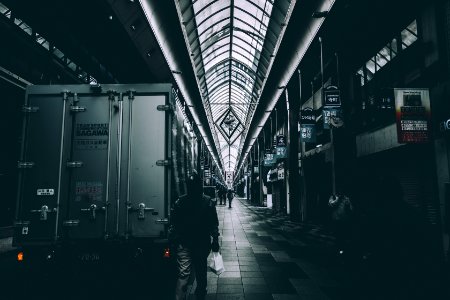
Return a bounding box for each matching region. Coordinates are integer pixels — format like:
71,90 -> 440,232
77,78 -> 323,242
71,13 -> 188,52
127,203 -> 155,220
80,204 -> 106,220
30,205 -> 57,221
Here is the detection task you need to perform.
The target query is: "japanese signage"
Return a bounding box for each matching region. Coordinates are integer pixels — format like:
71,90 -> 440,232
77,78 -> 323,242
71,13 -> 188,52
276,135 -> 286,147
394,88 -> 431,143
323,107 -> 343,129
324,86 -> 341,106
300,125 -> 316,143
263,153 -> 275,167
299,108 -> 316,143
276,146 -> 287,158
204,169 -> 211,179
275,135 -> 287,158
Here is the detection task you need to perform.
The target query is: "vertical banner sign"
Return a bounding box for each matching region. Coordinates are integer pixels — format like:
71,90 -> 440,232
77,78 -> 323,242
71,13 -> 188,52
323,107 -> 343,129
276,135 -> 287,158
323,86 -> 342,129
299,108 -> 316,143
394,88 -> 431,143
263,153 -> 275,167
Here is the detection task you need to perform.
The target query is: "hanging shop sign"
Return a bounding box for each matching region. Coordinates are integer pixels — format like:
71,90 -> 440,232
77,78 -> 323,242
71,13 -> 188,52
276,146 -> 287,158
394,88 -> 431,143
263,153 -> 276,167
300,125 -> 316,143
275,135 -> 287,158
323,107 -> 343,129
299,108 -> 316,143
324,86 -> 341,107
276,135 -> 286,147
253,166 -> 259,174
277,163 -> 285,180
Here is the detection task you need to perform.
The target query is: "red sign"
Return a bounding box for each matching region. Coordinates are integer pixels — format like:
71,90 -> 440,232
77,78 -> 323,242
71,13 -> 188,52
395,89 -> 431,143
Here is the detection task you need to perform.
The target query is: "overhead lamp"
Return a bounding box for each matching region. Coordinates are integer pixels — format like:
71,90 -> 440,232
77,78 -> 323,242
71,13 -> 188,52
108,15 -> 113,20
312,11 -> 329,18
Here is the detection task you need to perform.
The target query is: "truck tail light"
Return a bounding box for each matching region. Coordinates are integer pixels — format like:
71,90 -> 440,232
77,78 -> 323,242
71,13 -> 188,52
163,248 -> 170,258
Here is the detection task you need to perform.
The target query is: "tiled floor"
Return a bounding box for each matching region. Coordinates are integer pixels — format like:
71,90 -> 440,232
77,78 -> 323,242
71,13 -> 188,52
186,198 -> 346,300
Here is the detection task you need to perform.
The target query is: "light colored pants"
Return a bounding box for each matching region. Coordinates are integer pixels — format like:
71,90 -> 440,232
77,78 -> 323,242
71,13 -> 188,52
175,244 -> 209,300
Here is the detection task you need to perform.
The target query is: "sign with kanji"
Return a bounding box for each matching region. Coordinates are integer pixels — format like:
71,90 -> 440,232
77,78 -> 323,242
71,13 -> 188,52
324,86 -> 341,106
263,153 -> 275,167
300,108 -> 315,125
323,107 -> 343,129
300,125 -> 316,143
395,88 -> 431,143
276,146 -> 287,158
299,108 -> 316,143
276,135 -> 286,147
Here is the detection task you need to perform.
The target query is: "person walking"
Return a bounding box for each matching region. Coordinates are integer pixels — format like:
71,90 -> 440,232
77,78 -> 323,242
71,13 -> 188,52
226,188 -> 234,208
218,184 -> 226,205
170,171 -> 220,300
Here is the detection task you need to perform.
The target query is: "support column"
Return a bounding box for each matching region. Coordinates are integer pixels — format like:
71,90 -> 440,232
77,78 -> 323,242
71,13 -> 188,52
287,78 -> 301,221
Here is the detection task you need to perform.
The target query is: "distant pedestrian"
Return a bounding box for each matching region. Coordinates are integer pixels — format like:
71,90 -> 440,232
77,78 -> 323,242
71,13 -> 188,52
170,171 -> 220,300
227,188 -> 234,208
219,185 -> 226,205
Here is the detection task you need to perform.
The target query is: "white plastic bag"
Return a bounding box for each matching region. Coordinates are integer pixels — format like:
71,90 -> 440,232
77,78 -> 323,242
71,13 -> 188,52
208,251 -> 225,275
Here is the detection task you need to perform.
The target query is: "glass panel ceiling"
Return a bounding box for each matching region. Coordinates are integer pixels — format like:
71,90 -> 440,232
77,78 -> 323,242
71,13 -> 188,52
188,0 -> 276,172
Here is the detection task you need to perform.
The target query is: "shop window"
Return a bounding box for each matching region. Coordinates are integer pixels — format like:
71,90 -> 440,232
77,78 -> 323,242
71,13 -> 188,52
356,68 -> 364,86
356,20 -> 417,86
401,20 -> 418,49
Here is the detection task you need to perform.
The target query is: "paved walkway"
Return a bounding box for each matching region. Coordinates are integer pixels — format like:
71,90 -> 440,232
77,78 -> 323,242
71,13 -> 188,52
187,198 -> 348,300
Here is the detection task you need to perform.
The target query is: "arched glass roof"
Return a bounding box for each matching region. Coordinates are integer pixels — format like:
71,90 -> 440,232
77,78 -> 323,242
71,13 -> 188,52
176,0 -> 293,173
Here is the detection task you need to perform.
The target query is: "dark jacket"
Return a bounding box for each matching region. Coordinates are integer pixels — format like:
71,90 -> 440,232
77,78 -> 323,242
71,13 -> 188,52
170,194 -> 219,248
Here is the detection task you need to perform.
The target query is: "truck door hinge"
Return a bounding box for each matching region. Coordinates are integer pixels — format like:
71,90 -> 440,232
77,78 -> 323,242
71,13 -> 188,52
155,218 -> 169,225
66,161 -> 83,168
17,161 -> 35,169
70,106 -> 87,113
157,105 -> 172,112
22,106 -> 39,113
63,220 -> 80,227
156,160 -> 171,167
